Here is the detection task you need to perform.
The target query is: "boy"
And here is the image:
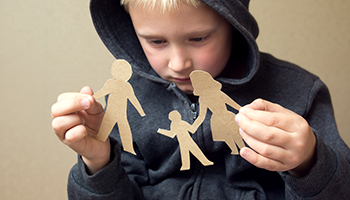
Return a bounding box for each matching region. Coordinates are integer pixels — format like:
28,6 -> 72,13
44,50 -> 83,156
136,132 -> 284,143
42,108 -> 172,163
51,0 -> 350,199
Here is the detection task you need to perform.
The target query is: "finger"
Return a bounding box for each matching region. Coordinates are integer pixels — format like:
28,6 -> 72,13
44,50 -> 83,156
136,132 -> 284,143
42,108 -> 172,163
239,127 -> 288,161
57,92 -> 91,102
64,125 -> 109,159
239,107 -> 294,132
244,99 -> 286,113
56,85 -> 94,103
80,86 -> 94,95
236,112 -> 290,147
51,95 -> 93,118
64,124 -> 89,145
52,114 -> 84,141
80,86 -> 105,116
240,147 -> 288,172
84,98 -> 104,116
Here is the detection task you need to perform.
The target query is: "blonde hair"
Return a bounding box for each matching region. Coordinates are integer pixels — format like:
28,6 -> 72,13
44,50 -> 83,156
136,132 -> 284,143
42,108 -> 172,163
120,0 -> 202,13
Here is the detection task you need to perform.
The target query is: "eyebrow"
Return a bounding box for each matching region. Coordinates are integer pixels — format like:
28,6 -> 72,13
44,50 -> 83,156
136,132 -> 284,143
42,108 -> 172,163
136,26 -> 218,39
135,31 -> 163,39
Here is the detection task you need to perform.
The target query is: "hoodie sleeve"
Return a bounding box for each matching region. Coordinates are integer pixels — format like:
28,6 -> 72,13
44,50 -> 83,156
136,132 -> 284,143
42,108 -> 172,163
67,138 -> 145,200
279,79 -> 350,199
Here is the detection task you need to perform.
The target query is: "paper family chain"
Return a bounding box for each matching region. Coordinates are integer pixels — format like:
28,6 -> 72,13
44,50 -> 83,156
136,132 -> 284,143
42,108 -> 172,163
93,60 -> 245,170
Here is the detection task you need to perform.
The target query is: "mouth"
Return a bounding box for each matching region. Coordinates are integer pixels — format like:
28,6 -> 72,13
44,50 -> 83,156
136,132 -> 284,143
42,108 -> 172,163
172,77 -> 191,83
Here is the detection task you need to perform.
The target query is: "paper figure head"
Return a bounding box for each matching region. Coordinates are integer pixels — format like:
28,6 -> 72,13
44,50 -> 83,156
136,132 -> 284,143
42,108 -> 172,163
190,70 -> 222,96
111,59 -> 133,81
168,110 -> 181,121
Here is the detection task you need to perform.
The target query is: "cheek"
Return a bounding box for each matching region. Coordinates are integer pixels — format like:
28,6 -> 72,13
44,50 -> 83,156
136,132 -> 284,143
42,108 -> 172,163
195,45 -> 231,77
149,57 -> 167,73
142,48 -> 168,75
137,39 -> 168,74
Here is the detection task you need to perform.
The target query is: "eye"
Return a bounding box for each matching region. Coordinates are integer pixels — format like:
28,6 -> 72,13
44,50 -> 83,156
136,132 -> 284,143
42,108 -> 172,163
189,36 -> 208,42
149,39 -> 166,45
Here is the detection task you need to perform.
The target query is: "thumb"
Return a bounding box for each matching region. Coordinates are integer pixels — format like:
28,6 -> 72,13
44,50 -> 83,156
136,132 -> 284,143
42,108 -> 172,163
80,86 -> 104,115
80,86 -> 94,96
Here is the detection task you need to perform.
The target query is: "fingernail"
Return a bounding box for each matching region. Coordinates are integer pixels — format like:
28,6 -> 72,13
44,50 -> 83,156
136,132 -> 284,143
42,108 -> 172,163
235,114 -> 241,124
87,96 -> 94,103
81,99 -> 90,109
241,149 -> 249,158
239,128 -> 243,135
240,107 -> 245,114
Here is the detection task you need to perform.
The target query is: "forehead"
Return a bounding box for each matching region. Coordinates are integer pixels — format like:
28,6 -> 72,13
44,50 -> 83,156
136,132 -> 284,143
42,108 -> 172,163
122,0 -> 202,13
128,3 -> 227,37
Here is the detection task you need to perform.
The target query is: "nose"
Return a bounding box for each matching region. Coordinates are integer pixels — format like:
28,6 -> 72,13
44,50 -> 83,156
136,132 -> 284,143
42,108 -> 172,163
168,46 -> 192,72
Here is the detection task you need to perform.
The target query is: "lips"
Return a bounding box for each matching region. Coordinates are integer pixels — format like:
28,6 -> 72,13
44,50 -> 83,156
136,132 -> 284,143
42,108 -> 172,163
172,77 -> 191,83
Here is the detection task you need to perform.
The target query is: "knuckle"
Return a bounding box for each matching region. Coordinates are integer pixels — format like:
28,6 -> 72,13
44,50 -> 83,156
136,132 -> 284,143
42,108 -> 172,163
66,97 -> 83,112
266,115 -> 278,127
239,119 -> 246,130
51,117 -> 62,133
299,120 -> 310,132
57,94 -> 64,102
259,145 -> 272,157
62,138 -> 71,146
262,131 -> 274,143
294,137 -> 307,150
254,98 -> 264,104
57,93 -> 68,102
262,159 -> 275,171
64,130 -> 76,144
51,104 -> 59,118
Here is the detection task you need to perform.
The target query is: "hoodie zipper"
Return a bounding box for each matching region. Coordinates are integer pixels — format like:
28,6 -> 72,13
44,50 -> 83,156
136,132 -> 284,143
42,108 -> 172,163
168,82 -> 199,122
190,102 -> 198,121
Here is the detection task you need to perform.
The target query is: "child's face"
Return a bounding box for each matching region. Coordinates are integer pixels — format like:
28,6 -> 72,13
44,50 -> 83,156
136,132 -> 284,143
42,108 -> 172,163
129,3 -> 232,94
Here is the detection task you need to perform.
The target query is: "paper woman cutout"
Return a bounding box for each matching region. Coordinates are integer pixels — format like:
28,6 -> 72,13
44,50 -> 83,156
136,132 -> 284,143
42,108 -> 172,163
188,70 -> 245,154
158,110 -> 214,171
93,59 -> 145,155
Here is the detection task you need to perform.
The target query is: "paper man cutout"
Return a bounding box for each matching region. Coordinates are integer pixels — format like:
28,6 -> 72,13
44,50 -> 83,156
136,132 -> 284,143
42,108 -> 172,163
158,110 -> 213,170
93,59 -> 145,155
188,70 -> 245,154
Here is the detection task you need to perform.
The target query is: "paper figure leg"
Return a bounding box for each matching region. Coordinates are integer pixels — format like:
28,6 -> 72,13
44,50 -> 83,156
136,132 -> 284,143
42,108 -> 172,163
180,148 -> 190,171
231,122 -> 245,151
234,136 -> 245,150
225,137 -> 239,154
226,132 -> 245,155
189,143 -> 213,166
94,109 -> 116,142
118,120 -> 136,155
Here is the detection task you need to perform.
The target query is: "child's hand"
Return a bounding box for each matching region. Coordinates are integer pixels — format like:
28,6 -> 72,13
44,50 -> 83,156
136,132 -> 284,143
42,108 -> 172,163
51,86 -> 110,174
235,99 -> 316,177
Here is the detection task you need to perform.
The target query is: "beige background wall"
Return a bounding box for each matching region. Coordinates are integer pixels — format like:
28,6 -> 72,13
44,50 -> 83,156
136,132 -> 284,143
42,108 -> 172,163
1,1 -> 349,199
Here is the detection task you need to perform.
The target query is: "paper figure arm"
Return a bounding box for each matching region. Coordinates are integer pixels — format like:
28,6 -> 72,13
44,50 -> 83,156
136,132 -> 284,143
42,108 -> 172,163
188,101 -> 207,133
93,79 -> 113,99
127,86 -> 146,116
222,92 -> 241,111
157,128 -> 176,138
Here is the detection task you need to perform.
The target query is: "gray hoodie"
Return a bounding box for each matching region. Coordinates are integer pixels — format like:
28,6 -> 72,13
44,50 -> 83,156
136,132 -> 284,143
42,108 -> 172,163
67,0 -> 350,199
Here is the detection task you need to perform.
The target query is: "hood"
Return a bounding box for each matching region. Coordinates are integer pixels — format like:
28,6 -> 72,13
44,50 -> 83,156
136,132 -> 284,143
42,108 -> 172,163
89,0 -> 260,85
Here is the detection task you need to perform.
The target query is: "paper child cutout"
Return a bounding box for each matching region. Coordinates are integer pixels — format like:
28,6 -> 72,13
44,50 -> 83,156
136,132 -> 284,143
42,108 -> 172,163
158,110 -> 214,171
93,59 -> 145,155
188,70 -> 245,154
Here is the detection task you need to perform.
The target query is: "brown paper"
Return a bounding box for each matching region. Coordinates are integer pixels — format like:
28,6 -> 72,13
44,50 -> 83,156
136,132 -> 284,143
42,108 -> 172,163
93,59 -> 145,155
158,110 -> 213,170
189,70 -> 245,154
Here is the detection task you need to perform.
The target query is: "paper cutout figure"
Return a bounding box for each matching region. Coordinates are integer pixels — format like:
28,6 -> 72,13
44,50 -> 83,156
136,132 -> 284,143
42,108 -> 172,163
158,110 -> 214,171
189,70 -> 245,154
93,59 -> 145,155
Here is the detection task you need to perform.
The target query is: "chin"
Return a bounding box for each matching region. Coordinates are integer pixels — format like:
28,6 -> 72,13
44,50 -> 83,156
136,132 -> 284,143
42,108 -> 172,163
181,88 -> 194,95
177,85 -> 194,95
